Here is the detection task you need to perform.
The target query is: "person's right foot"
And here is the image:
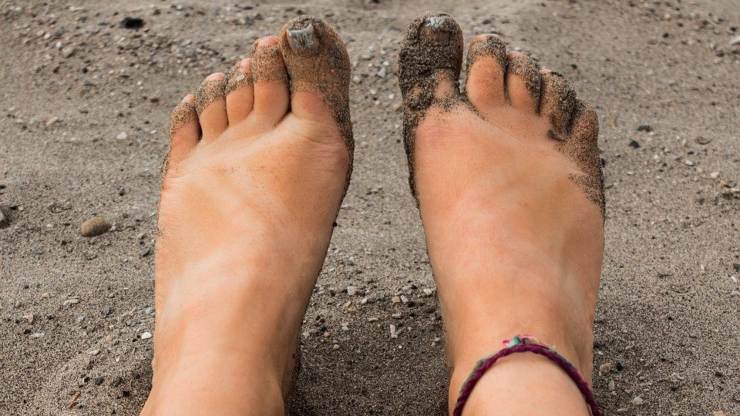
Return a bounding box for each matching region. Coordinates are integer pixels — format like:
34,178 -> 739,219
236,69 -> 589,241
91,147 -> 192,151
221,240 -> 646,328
143,17 -> 352,416
400,15 -> 604,415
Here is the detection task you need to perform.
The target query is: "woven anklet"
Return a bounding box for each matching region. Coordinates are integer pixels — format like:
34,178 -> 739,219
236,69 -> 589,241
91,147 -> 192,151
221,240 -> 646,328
453,336 -> 602,416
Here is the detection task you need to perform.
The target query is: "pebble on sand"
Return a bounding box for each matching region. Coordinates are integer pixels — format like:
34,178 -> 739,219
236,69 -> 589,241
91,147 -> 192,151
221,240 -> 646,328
80,217 -> 111,237
61,47 -> 76,58
0,208 -> 9,228
140,331 -> 152,340
121,17 -> 145,30
695,136 -> 712,145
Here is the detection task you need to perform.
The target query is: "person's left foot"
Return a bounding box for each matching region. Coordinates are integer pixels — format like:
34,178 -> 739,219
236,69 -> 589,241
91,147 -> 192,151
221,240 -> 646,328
142,17 -> 352,416
399,14 -> 604,415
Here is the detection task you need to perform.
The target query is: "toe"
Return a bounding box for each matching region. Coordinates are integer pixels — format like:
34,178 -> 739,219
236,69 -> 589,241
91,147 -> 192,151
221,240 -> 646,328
225,58 -> 255,125
564,102 -> 600,174
399,13 -> 464,197
506,51 -> 542,113
279,16 -> 352,144
464,34 -> 508,114
250,36 -> 290,126
539,69 -> 578,140
562,102 -> 603,210
165,94 -> 199,176
399,14 -> 464,106
195,73 -> 228,141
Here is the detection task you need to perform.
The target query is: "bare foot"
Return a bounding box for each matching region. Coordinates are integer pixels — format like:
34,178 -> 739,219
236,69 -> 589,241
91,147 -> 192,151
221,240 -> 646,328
400,15 -> 604,415
142,17 -> 351,416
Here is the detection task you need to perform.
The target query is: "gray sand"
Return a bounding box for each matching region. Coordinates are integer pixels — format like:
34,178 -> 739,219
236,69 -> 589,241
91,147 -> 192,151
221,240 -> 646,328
1,0 -> 738,415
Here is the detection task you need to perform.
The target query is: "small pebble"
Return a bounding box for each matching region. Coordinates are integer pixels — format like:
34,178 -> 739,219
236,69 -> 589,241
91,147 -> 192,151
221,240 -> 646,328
61,47 -> 75,58
0,208 -> 8,228
599,362 -> 615,375
63,298 -> 80,306
121,17 -> 145,30
695,136 -> 712,145
140,331 -> 152,340
80,217 -> 111,237
631,396 -> 644,406
116,131 -> 128,140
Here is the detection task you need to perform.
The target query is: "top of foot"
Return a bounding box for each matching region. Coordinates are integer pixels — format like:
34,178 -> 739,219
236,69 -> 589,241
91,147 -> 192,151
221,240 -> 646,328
398,14 -> 605,414
399,14 -> 603,212
146,16 -> 353,416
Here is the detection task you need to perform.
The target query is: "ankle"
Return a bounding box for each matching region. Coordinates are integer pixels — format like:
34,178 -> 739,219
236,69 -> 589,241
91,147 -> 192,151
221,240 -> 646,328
449,332 -> 589,379
146,350 -> 286,416
449,352 -> 592,416
438,266 -> 596,376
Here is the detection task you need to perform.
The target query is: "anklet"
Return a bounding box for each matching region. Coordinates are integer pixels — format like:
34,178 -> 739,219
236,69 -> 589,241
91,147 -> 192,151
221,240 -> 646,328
453,336 -> 602,416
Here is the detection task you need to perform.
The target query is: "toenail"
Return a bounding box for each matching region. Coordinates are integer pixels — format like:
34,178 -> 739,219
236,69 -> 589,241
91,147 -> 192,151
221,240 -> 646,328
287,23 -> 318,51
206,72 -> 225,81
256,36 -> 278,47
474,34 -> 493,41
225,60 -> 254,95
420,15 -> 454,43
169,97 -> 197,138
424,14 -> 453,30
195,75 -> 227,114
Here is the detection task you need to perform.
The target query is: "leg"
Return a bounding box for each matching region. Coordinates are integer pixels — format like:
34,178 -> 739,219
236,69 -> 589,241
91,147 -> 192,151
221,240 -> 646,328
142,17 -> 352,416
400,15 -> 603,415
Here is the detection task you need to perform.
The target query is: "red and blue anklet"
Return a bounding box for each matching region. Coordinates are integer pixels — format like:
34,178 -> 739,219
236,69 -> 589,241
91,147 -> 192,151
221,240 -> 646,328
452,336 -> 602,416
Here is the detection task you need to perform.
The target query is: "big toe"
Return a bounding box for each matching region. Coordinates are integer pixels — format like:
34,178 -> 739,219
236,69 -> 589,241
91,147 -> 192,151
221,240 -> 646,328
399,14 -> 464,106
279,16 -> 352,145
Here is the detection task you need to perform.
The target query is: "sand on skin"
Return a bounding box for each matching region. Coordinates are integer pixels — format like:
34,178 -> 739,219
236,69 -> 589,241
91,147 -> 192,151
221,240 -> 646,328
0,0 -> 737,415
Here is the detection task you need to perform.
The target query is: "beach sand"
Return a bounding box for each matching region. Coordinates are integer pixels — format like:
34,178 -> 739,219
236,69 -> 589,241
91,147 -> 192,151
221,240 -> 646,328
1,0 -> 738,414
